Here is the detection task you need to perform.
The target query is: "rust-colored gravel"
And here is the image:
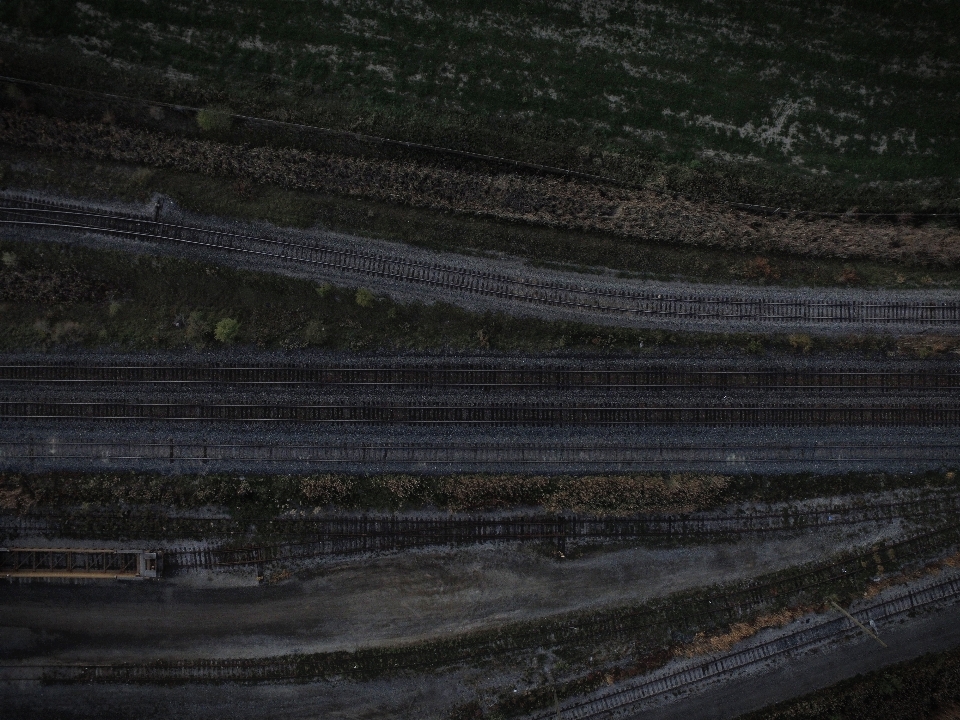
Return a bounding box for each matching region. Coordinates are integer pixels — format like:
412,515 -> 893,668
2,110 -> 957,266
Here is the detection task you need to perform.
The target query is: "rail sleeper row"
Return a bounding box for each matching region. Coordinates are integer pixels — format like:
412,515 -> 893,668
3,364 -> 960,389
3,401 -> 960,425
4,439 -> 960,467
4,198 -> 960,326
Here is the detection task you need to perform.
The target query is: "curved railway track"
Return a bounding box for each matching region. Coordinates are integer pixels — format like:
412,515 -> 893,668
3,363 -> 960,389
3,195 -> 960,329
3,401 -> 960,425
531,575 -> 960,720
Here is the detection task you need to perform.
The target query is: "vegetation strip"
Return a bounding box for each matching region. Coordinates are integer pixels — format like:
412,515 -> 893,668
3,1 -> 958,214
3,110 -> 959,275
4,203 -> 960,356
734,644 -> 960,720
7,146 -> 960,293
6,74 -> 959,225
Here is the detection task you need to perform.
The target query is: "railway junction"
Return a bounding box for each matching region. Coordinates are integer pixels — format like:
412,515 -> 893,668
2,4 -> 960,717
3,244 -> 960,719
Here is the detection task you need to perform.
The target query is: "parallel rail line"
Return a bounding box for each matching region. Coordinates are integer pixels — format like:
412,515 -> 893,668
3,364 -> 960,389
4,196 -> 960,327
3,440 -> 959,467
161,497 -> 960,570
3,401 -> 960,425
8,494 -> 958,565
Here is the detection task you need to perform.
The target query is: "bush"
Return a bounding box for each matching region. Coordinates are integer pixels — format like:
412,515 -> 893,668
214,317 -> 240,343
316,283 -> 333,299
185,311 -> 211,344
741,256 -> 781,282
303,320 -> 328,345
355,288 -> 375,307
49,321 -> 85,345
196,106 -> 232,133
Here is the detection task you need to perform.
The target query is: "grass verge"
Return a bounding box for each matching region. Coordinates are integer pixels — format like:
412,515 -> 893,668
5,233 -> 952,355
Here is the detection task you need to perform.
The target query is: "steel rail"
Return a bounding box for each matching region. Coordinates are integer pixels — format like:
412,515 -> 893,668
535,575 -> 960,720
2,401 -> 959,425
2,364 -> 960,389
2,441 -> 959,466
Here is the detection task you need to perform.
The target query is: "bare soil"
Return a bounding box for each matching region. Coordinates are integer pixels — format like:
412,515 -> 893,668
0,525 -> 903,665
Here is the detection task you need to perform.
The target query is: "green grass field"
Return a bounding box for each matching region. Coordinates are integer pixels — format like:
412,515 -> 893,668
2,0 -> 958,211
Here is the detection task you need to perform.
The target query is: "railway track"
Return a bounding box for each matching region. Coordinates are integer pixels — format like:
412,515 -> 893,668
531,575 -> 960,720
165,497 -> 960,570
29,523 -> 960,686
3,439 -> 959,468
8,494 -> 958,569
3,363 -> 960,389
3,401 -> 959,425
4,194 -> 960,329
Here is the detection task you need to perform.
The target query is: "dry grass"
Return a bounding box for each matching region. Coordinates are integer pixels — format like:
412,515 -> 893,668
678,605 -> 815,658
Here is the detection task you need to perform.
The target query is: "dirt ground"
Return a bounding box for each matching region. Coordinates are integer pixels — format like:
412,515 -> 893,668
0,525 -> 902,665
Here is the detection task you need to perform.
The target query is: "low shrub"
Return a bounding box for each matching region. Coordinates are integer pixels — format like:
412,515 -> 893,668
355,288 -> 375,307
214,317 -> 240,343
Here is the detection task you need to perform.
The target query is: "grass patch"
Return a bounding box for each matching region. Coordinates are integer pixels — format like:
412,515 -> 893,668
1,1 -> 958,212
6,470 -> 958,522
3,233 -> 945,356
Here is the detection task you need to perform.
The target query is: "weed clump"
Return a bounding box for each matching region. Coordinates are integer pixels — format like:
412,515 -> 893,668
214,317 -> 240,343
185,311 -> 212,345
196,106 -> 232,133
788,333 -> 814,353
741,256 -> 781,282
355,288 -> 375,307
